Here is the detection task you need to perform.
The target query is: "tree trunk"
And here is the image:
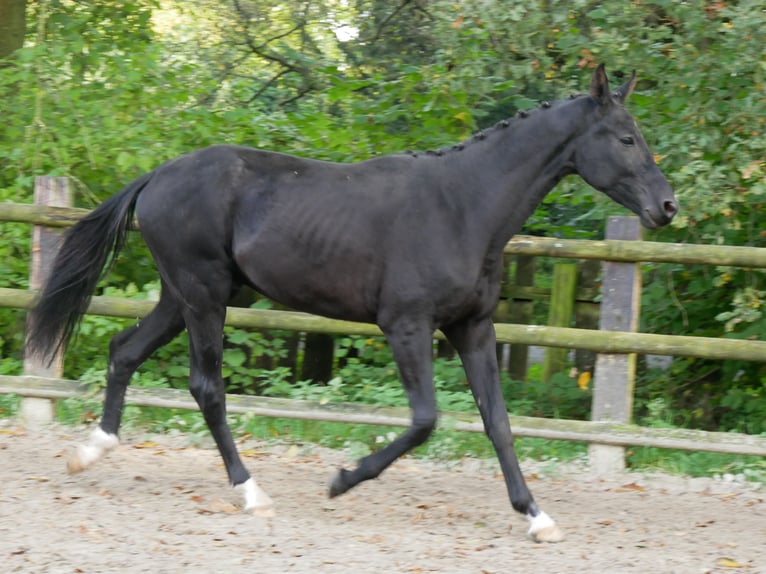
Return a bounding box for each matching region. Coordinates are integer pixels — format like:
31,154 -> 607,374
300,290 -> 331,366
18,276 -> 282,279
0,0 -> 26,61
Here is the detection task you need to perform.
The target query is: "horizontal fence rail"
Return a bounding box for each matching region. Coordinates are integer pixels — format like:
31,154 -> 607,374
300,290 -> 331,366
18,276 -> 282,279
2,375 -> 764,457
505,236 -> 766,267
3,198 -> 766,462
3,287 -> 766,362
4,201 -> 766,267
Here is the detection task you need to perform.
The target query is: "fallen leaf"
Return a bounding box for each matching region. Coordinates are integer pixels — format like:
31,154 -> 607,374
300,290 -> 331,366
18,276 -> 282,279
716,557 -> 743,568
284,444 -> 300,458
241,449 -> 269,459
207,498 -> 239,514
615,482 -> 646,492
133,441 -> 159,449
81,411 -> 98,422
355,534 -> 385,544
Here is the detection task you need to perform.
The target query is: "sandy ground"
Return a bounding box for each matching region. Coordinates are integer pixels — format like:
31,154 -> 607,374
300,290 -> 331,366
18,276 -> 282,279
0,421 -> 764,574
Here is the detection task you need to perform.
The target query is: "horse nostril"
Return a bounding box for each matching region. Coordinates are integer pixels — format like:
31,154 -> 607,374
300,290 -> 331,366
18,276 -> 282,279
663,200 -> 678,218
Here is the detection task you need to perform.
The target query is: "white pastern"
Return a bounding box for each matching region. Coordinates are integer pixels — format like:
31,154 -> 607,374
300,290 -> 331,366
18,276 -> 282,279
235,478 -> 275,517
67,427 -> 119,474
527,510 -> 565,543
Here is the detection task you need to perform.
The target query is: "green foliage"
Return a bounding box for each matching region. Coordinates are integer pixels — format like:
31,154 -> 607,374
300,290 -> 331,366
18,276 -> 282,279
503,365 -> 592,421
630,396 -> 766,481
0,394 -> 20,418
1,1 -> 765,450
255,335 -> 591,420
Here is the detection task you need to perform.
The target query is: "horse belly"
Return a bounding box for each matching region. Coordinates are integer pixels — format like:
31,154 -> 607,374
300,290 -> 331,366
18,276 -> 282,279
233,234 -> 380,323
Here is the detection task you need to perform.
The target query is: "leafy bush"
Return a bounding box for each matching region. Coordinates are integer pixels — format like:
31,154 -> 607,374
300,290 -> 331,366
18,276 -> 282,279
2,0 -> 765,440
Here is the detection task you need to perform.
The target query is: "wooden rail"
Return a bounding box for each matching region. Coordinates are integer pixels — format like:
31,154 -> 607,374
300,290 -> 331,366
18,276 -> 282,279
2,375 -> 764,457
3,287 -> 766,361
4,201 -> 766,267
3,188 -> 766,466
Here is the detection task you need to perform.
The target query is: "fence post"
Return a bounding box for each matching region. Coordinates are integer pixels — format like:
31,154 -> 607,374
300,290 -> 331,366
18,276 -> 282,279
589,216 -> 642,474
301,333 -> 335,383
575,259 -> 601,373
22,177 -> 72,427
541,262 -> 578,382
493,254 -> 512,369
507,255 -> 535,381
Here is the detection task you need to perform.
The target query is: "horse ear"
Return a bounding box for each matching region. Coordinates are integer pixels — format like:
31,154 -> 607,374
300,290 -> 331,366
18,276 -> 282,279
589,63 -> 610,105
613,70 -> 637,103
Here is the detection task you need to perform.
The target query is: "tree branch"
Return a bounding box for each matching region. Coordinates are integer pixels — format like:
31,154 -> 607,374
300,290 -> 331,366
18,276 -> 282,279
370,0 -> 412,43
247,70 -> 289,103
230,0 -> 318,105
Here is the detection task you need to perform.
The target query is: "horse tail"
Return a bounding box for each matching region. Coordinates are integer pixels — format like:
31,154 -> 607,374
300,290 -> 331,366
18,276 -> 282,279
26,171 -> 154,362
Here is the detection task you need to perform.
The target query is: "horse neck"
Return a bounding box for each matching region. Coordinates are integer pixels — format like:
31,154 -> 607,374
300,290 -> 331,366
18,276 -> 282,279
442,97 -> 589,253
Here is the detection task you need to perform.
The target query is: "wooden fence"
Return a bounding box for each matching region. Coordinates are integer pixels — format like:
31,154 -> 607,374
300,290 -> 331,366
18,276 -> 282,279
1,177 -> 765,470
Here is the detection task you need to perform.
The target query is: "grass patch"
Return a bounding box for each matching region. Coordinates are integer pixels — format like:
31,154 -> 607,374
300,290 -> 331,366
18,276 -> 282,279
626,445 -> 766,482
1,393 -> 762,482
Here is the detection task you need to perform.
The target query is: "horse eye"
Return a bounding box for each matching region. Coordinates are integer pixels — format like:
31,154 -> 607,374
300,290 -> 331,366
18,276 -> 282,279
620,136 -> 635,146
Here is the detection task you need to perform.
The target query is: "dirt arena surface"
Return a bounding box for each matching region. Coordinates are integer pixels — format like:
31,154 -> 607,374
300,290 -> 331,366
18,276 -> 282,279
1,421 -> 763,574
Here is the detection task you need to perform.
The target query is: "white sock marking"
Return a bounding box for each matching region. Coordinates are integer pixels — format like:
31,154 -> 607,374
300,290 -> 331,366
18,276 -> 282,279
235,478 -> 274,514
72,427 -> 119,470
527,510 -> 556,535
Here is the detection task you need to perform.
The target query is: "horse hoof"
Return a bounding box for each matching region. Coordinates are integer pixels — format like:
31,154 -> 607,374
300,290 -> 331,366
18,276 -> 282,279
66,455 -> 86,474
66,444 -> 99,474
328,468 -> 351,498
248,501 -> 276,518
66,429 -> 119,475
529,523 -> 564,543
527,510 -> 564,543
236,478 -> 275,517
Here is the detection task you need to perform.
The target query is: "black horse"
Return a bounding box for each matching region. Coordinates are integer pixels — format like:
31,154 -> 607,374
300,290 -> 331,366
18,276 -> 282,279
27,65 -> 677,542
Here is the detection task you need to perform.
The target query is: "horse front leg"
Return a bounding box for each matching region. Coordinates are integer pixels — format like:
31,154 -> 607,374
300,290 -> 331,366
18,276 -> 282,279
444,317 -> 564,542
329,319 -> 437,497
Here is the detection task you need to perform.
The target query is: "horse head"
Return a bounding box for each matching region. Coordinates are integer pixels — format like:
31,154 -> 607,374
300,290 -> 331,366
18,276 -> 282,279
574,64 -> 678,229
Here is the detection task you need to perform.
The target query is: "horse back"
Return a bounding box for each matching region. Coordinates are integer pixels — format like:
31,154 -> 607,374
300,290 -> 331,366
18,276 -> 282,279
135,145 -> 489,325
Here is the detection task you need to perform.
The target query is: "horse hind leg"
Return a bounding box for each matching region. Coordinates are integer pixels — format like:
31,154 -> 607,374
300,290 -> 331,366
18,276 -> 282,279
67,286 -> 185,474
177,275 -> 274,516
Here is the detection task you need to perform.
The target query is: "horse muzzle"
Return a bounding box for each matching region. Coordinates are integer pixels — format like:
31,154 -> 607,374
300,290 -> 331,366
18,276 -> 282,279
640,196 -> 678,229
